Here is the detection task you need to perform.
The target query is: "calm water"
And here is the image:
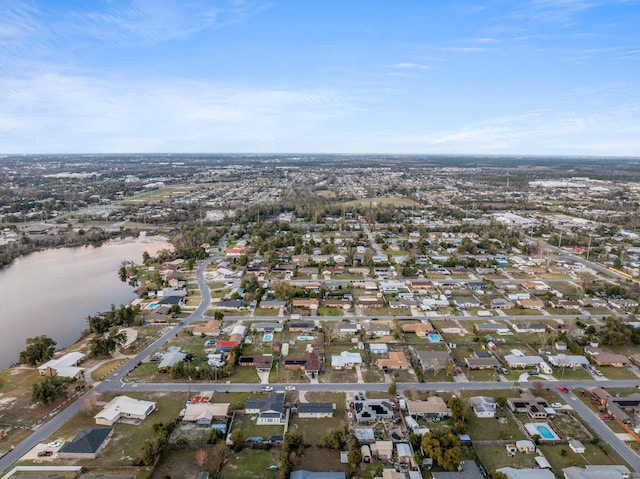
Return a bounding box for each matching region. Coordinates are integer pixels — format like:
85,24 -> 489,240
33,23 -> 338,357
0,234 -> 169,369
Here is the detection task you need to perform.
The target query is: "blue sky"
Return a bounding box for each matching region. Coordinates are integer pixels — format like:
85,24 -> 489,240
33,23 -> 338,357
1,0 -> 639,155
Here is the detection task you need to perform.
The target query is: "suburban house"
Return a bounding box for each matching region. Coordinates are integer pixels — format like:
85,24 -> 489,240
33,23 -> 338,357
548,354 -> 590,368
291,298 -> 320,312
238,354 -> 274,372
607,394 -> 640,427
37,351 -> 87,379
507,395 -> 553,419
331,351 -> 363,370
333,323 -> 359,337
371,441 -> 394,460
516,298 -> 546,310
182,403 -> 230,425
504,350 -> 546,369
401,322 -> 435,338
193,320 -> 222,337
469,397 -> 497,418
377,352 -> 410,371
369,343 -> 388,355
354,399 -> 394,423
562,465 -> 630,479
512,323 -> 546,334
158,347 -> 187,372
297,402 -> 334,418
432,460 -> 484,479
57,427 -> 113,459
357,297 -> 385,308
94,396 -> 156,426
417,351 -> 452,372
290,471 -> 345,479
289,322 -> 316,333
283,352 -> 321,376
405,397 -> 449,419
363,321 -> 392,337
498,467 -> 554,479
245,392 -> 286,425
475,323 -> 511,335
324,299 -> 352,311
251,321 -> 284,333
465,357 -> 500,370
584,346 -> 630,367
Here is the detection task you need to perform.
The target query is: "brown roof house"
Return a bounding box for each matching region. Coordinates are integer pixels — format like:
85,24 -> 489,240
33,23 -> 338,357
377,352 -> 410,371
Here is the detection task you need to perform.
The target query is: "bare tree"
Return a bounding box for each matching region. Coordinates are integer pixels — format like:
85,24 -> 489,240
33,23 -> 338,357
195,448 -> 207,467
82,390 -> 103,416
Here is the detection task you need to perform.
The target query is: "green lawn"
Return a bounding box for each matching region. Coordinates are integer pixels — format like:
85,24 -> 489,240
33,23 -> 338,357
235,411 -> 285,440
41,392 -> 185,468
220,448 -> 281,479
253,308 -> 280,317
539,443 -> 621,470
466,415 -> 527,441
291,392 -> 346,445
504,308 -> 543,316
474,444 -> 538,471
599,366 -> 638,380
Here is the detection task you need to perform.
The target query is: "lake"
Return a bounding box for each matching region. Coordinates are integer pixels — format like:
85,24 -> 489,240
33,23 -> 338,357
0,234 -> 170,369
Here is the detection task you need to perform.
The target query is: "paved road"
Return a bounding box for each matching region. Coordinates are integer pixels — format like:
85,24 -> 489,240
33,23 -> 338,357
563,388 -> 640,471
3,234 -> 640,473
0,239 -> 225,474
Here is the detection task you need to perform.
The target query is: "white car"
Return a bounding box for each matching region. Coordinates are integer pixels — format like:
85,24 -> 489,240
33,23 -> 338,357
261,386 -> 274,392
285,385 -> 296,391
551,402 -> 562,408
48,441 -> 62,448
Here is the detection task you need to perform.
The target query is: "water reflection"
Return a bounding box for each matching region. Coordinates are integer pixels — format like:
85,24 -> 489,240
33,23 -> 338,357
0,234 -> 170,369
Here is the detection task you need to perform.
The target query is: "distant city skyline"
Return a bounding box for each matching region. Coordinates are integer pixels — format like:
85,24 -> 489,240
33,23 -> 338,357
1,0 -> 639,155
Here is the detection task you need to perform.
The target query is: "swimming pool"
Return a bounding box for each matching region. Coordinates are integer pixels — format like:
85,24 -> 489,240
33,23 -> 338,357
524,423 -> 559,441
297,336 -> 315,341
263,333 -> 274,342
145,302 -> 159,310
428,333 -> 441,343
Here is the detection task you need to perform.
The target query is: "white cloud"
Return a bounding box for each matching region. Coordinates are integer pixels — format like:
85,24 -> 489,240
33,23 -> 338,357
0,73 -> 356,152
392,62 -> 431,70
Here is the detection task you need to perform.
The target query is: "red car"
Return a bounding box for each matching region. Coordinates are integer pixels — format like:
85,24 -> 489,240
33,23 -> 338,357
557,385 -> 569,393
37,450 -> 53,457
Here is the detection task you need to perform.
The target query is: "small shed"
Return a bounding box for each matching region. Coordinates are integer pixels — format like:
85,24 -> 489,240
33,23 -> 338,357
535,456 -> 552,469
361,444 -> 371,463
516,440 -> 535,454
569,439 -> 585,454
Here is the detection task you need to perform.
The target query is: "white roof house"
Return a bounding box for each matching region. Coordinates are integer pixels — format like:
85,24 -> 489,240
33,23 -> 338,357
548,354 -> 590,368
331,351 -> 363,369
37,351 -> 87,379
563,465 -> 630,479
158,347 -> 187,370
94,396 -> 156,426
504,354 -> 545,369
469,396 -> 497,418
182,403 -> 230,424
497,467 -> 554,479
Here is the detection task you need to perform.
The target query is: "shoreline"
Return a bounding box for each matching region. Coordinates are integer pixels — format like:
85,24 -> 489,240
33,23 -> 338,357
0,235 -> 173,369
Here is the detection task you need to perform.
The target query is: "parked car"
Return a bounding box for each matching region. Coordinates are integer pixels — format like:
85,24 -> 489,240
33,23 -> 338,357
285,385 -> 296,391
268,465 -> 279,471
261,386 -> 274,392
557,385 -> 569,393
550,402 -> 562,408
37,450 -> 53,457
